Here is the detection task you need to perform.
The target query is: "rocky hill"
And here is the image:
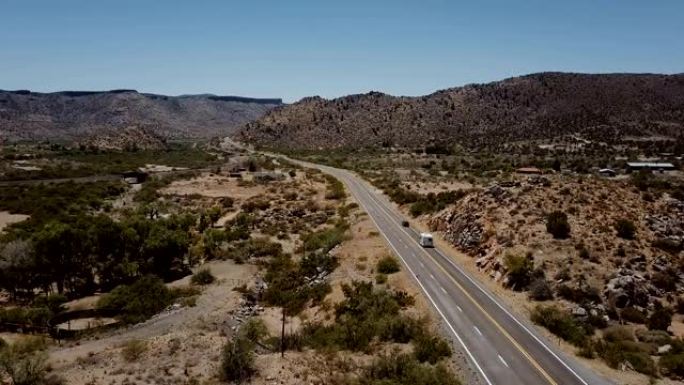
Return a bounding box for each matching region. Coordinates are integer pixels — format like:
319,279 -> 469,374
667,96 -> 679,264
0,89 -> 282,142
237,72 -> 684,150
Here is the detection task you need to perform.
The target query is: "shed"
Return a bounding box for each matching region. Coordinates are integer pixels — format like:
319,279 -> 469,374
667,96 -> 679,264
121,170 -> 148,184
626,162 -> 676,172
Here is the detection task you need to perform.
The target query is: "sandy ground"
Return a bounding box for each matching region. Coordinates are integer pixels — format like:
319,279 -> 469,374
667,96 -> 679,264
404,180 -> 474,195
49,260 -> 258,385
0,210 -> 29,232
161,173 -> 267,199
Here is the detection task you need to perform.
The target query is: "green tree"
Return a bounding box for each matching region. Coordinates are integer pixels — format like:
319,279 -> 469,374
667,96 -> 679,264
141,223 -> 190,281
546,211 -> 571,239
97,275 -> 173,324
32,221 -> 93,295
0,240 -> 36,300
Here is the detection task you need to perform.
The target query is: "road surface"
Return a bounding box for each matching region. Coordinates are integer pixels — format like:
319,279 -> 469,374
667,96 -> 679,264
300,162 -> 612,385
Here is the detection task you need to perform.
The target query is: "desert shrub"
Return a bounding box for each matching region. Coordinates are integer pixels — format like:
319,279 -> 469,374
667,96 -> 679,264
653,269 -> 678,292
301,222 -> 349,254
409,200 -> 435,217
31,294 -> 68,314
603,326 -> 634,343
324,175 -> 346,200
660,353 -> 684,378
0,307 -> 52,328
528,278 -> 554,301
556,284 -> 602,304
241,198 -> 271,212
413,335 -> 452,364
408,190 -> 467,217
375,274 -> 388,284
620,307 -> 646,324
300,281 -> 422,352
240,318 -> 269,344
219,336 -> 255,383
624,351 -> 657,376
191,268 -> 215,285
647,304 -> 672,331
546,211 -> 570,239
635,329 -> 672,345
97,275 -> 173,324
578,247 -> 591,260
360,353 -> 460,385
615,219 -> 636,240
121,339 -> 147,362
377,256 -> 401,274
225,238 -> 283,262
653,238 -> 683,254
378,317 -> 424,344
504,254 -> 534,290
0,337 -> 49,385
530,305 -> 589,347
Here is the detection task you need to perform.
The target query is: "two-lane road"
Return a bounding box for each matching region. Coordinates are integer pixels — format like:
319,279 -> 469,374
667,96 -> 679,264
304,162 -> 612,385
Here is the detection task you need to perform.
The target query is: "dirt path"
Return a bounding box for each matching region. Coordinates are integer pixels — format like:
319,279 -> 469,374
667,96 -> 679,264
49,260 -> 257,375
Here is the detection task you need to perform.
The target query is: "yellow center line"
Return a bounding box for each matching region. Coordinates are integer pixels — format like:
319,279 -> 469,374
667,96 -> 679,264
355,176 -> 559,385
414,236 -> 559,385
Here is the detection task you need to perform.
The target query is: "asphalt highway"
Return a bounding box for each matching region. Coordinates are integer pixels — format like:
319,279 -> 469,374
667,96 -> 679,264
305,162 -> 613,385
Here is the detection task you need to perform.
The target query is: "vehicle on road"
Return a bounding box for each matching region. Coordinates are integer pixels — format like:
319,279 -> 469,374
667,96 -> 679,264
419,232 -> 434,247
401,220 -> 409,227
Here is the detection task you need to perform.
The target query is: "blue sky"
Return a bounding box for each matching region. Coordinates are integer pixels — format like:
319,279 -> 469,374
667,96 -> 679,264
1,0 -> 683,102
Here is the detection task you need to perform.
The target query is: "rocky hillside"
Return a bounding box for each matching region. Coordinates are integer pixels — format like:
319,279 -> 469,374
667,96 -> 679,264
238,72 -> 684,150
0,90 -> 282,142
428,174 -> 684,313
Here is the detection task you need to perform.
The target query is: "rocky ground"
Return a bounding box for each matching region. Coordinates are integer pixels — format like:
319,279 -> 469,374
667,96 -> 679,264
428,173 -> 684,318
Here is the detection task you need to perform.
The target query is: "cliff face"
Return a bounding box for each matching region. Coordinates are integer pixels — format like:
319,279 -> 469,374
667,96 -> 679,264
237,72 -> 684,150
0,90 -> 282,142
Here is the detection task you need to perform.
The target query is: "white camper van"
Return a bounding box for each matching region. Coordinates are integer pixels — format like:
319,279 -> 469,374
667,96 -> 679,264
419,233 -> 434,248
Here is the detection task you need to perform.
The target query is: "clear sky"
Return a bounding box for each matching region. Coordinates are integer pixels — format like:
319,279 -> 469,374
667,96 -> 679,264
1,0 -> 683,102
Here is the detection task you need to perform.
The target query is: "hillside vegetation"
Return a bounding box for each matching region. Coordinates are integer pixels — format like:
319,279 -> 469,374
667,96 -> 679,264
238,72 -> 684,151
0,89 -> 282,141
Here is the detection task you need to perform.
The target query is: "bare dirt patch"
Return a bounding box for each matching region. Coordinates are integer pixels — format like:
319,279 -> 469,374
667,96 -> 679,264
0,210 -> 29,231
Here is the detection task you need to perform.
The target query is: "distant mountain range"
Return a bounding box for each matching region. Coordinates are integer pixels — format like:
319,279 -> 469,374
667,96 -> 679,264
0,89 -> 282,142
237,72 -> 684,150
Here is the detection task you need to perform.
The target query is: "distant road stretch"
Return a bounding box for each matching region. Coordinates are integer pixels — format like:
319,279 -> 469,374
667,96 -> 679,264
294,160 -> 612,385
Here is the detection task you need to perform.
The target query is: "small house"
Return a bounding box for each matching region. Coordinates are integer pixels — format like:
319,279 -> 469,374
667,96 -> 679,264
598,168 -> 616,177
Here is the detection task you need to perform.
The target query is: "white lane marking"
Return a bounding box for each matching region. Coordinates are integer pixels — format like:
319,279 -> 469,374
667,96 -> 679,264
432,250 -> 589,385
473,326 -> 483,336
499,354 -> 510,368
354,172 -> 588,385
456,305 -> 463,312
430,273 -> 435,280
345,183 -> 494,385
419,261 -> 425,268
440,286 -> 448,294
404,244 -> 409,249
